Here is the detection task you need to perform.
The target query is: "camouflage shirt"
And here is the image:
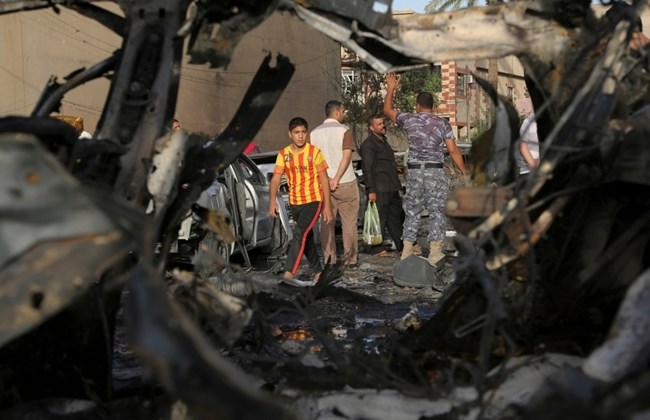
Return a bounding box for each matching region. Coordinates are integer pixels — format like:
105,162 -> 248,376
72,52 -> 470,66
396,112 -> 453,163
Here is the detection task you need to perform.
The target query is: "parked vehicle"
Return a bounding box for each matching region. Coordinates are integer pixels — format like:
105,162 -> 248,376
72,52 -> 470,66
248,151 -> 289,202
173,154 -> 292,266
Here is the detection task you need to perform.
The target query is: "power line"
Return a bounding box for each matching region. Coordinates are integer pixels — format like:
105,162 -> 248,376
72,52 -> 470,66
181,65 -> 256,75
0,64 -> 43,92
41,12 -> 119,51
21,15 -> 115,54
61,99 -> 103,115
0,101 -> 37,114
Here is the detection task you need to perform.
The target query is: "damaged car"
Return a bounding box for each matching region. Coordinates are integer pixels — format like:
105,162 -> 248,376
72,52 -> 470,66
2,0 -> 650,419
172,152 -> 292,266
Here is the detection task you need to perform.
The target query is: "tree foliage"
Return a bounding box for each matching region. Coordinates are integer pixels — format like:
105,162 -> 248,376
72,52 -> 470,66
424,0 -> 480,13
341,64 -> 441,125
341,62 -> 441,147
425,0 -> 505,13
394,68 -> 441,114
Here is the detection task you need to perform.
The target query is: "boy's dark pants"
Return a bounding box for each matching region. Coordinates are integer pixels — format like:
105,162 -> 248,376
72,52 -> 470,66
285,201 -> 323,274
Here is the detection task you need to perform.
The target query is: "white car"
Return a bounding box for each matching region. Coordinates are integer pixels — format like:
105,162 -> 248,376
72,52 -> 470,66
174,154 -> 292,266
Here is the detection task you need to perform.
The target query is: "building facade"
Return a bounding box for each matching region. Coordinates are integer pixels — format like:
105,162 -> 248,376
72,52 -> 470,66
393,9 -> 530,142
384,6 -> 650,143
439,56 -> 530,142
0,6 -> 341,151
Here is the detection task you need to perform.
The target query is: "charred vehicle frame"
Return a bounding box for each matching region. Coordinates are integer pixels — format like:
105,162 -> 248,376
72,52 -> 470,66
172,152 -> 292,267
1,0 -> 650,418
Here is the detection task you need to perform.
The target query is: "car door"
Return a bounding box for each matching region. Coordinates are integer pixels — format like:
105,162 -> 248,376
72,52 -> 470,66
227,155 -> 270,249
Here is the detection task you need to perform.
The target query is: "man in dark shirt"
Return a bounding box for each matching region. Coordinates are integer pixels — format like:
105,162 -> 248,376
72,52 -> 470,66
359,113 -> 404,256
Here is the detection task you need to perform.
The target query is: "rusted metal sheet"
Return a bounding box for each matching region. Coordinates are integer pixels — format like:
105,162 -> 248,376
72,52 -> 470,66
447,186 -> 510,219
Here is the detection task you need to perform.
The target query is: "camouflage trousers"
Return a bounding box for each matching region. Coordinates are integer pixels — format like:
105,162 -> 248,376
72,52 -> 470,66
402,167 -> 448,243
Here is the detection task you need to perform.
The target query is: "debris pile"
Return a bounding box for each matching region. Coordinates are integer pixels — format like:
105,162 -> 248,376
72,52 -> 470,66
1,0 -> 649,419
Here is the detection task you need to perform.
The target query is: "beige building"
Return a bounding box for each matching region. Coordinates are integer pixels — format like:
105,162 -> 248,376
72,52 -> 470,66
0,5 -> 341,151
365,6 -> 650,143
389,9 -> 530,142
451,3 -> 650,141
176,12 -> 342,151
443,56 -> 530,142
0,5 -> 119,129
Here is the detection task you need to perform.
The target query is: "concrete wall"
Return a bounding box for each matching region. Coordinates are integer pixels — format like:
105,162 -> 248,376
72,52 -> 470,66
176,11 -> 341,151
0,5 -> 341,152
0,4 -> 120,130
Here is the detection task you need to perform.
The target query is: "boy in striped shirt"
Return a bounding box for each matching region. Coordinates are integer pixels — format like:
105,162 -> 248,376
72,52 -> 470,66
269,117 -> 333,285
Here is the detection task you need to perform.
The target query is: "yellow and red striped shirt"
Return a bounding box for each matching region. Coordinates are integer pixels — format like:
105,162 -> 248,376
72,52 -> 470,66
274,144 -> 328,205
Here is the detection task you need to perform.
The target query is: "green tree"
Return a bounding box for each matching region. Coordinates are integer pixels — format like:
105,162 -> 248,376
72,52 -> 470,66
340,61 -> 384,148
424,0 -> 482,13
341,59 -> 441,145
393,67 -> 441,113
425,0 -> 505,122
342,67 -> 441,124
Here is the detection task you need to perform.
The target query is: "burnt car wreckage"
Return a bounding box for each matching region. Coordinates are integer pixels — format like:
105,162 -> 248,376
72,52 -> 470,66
1,0 -> 650,418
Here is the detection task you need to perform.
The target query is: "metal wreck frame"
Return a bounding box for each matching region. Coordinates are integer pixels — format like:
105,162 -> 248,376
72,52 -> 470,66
1,0 -> 649,417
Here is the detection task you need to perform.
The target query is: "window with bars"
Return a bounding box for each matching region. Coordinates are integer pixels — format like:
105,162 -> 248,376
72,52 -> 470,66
457,73 -> 468,97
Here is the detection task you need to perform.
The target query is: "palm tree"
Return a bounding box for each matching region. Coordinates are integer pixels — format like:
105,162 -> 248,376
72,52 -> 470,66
425,0 -> 505,121
424,0 -> 482,13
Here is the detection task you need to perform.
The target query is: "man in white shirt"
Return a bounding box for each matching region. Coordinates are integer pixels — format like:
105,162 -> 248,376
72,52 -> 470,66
518,114 -> 540,175
310,100 -> 360,268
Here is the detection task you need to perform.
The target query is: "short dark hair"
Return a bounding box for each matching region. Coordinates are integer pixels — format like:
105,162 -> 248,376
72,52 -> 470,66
416,92 -> 434,109
367,113 -> 384,126
605,2 -> 643,32
289,117 -> 308,131
325,100 -> 343,117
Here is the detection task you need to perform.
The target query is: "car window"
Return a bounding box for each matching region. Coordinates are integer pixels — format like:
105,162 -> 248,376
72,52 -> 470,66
236,156 -> 264,185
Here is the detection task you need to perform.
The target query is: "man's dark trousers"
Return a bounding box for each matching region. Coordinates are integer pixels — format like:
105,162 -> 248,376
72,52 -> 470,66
375,190 -> 404,252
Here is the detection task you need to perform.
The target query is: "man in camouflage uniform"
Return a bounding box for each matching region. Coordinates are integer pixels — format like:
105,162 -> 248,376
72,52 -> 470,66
383,72 -> 467,266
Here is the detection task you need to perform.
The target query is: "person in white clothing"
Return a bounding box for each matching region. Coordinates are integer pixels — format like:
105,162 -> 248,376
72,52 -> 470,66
309,100 -> 360,268
518,114 -> 540,175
